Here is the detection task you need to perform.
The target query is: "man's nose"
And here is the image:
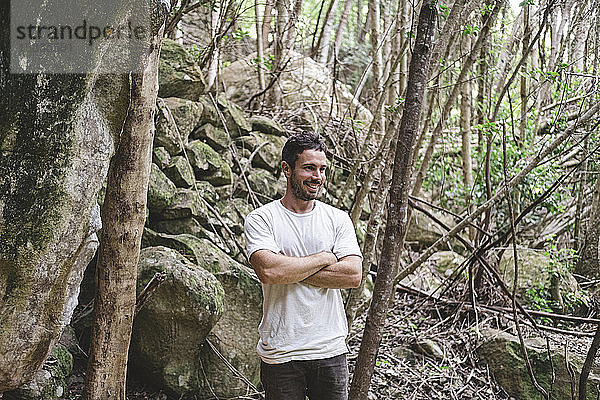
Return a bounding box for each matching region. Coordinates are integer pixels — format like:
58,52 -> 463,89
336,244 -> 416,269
313,169 -> 324,181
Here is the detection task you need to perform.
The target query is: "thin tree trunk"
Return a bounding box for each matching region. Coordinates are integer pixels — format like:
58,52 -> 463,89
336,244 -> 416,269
460,35 -> 474,241
262,0 -> 275,50
255,0 -> 266,91
519,3 -> 530,144
205,7 -> 220,91
348,2 -> 436,397
575,172 -> 600,279
84,11 -> 166,400
313,0 -> 339,64
411,0 -> 502,198
329,0 -> 354,67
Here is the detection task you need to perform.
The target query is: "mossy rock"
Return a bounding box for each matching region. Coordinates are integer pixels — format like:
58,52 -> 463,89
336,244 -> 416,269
194,181 -> 219,205
158,39 -> 206,101
163,156 -> 195,188
154,100 -> 184,155
192,123 -> 230,151
213,197 -> 253,235
162,97 -> 205,140
478,328 -> 600,400
7,345 -> 73,399
159,188 -> 208,222
147,163 -> 177,212
186,140 -> 233,187
151,217 -> 210,240
249,115 -> 286,136
237,168 -> 282,202
153,147 -> 171,170
130,246 -> 224,397
216,93 -> 251,137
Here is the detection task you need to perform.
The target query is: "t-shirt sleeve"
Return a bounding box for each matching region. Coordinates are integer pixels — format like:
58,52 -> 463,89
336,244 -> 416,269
244,211 -> 280,258
332,212 -> 363,260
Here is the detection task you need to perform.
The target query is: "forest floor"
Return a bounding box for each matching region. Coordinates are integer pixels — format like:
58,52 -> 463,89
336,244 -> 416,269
61,284 -> 597,400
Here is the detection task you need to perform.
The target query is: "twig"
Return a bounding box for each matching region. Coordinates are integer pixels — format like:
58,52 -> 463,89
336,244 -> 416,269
578,323 -> 600,400
135,272 -> 167,316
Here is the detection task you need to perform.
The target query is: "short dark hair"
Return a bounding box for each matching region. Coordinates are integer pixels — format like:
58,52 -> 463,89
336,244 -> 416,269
281,132 -> 327,169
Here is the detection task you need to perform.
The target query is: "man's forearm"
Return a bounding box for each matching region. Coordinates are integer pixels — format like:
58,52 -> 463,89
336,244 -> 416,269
250,250 -> 337,284
303,255 -> 362,289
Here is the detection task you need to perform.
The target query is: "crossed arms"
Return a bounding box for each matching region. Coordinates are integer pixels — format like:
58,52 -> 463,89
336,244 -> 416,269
249,250 -> 362,289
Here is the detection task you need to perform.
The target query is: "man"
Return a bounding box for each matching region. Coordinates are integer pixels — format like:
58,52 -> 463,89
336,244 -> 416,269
244,132 -> 363,400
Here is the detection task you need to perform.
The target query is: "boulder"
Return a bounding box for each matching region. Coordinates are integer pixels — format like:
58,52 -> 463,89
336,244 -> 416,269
131,246 -> 225,397
406,210 -> 460,250
478,328 -> 599,400
186,240 -> 263,399
237,168 -> 284,203
0,60 -> 124,389
152,217 -> 210,240
235,132 -> 284,173
430,251 -> 466,277
220,50 -> 373,129
194,181 -> 220,205
152,147 -> 172,170
6,345 -> 73,400
160,97 -> 204,140
160,188 -> 208,222
158,39 -> 206,101
186,140 -> 233,186
147,163 -> 177,211
155,99 -> 184,155
216,93 -> 252,137
249,115 -> 286,136
163,156 -> 195,188
498,246 -> 585,308
192,123 -> 230,151
213,198 -> 254,235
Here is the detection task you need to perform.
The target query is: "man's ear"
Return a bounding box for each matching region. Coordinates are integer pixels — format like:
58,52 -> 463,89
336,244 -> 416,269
281,161 -> 292,178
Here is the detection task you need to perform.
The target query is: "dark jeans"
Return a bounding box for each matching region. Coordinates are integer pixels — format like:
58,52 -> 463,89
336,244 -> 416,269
260,354 -> 349,400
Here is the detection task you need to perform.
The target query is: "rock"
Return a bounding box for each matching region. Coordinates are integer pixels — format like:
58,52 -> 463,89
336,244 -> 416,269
478,328 -> 599,400
192,123 -> 230,151
158,39 -> 206,101
6,345 -> 73,400
406,210 -> 461,250
152,217 -> 210,239
213,198 -> 254,235
186,240 -> 263,399
160,188 -> 208,222
195,181 -> 219,205
155,99 -> 184,155
430,251 -> 466,277
0,64 -> 123,389
217,93 -> 252,137
147,163 -> 177,211
163,156 -> 195,188
235,132 -> 284,173
162,97 -> 204,140
249,115 -> 286,136
410,339 -> 445,360
153,147 -> 172,170
220,50 -> 373,129
197,96 -> 219,125
498,246 -> 585,308
131,246 -> 225,397
237,168 -> 283,203
186,140 -> 233,186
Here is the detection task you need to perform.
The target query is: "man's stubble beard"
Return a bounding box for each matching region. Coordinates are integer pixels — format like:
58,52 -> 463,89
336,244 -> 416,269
290,171 -> 323,201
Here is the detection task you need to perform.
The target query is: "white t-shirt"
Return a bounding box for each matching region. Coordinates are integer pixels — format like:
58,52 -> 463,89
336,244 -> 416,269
244,199 -> 362,364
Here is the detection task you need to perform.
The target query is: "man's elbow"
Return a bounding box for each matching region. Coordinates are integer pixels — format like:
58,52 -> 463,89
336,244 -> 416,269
349,271 -> 362,288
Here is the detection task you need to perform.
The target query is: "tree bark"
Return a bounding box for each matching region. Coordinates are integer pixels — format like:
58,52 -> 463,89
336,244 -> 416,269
575,172 -> 600,279
460,35 -> 474,241
313,0 -> 339,64
329,0 -> 354,67
347,1 -> 436,398
84,6 -> 167,400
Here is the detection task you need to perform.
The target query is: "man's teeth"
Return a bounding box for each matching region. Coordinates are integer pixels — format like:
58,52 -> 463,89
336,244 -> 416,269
306,183 -> 319,189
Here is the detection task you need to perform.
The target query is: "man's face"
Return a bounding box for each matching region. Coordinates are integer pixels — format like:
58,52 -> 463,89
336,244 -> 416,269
284,149 -> 327,201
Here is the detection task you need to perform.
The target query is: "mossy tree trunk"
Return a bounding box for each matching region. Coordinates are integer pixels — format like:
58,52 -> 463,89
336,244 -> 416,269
84,7 -> 168,400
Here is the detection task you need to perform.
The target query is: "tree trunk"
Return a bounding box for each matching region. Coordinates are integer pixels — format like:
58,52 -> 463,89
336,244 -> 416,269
84,10 -> 166,400
348,1 -> 436,397
329,0 -> 355,67
575,172 -> 600,280
519,3 -> 530,144
313,0 -> 339,64
262,0 -> 275,50
460,35 -> 474,241
255,0 -> 266,91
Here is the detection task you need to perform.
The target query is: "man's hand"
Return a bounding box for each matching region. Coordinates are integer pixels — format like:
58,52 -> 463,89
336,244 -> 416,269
302,255 -> 362,289
249,250 -> 337,285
